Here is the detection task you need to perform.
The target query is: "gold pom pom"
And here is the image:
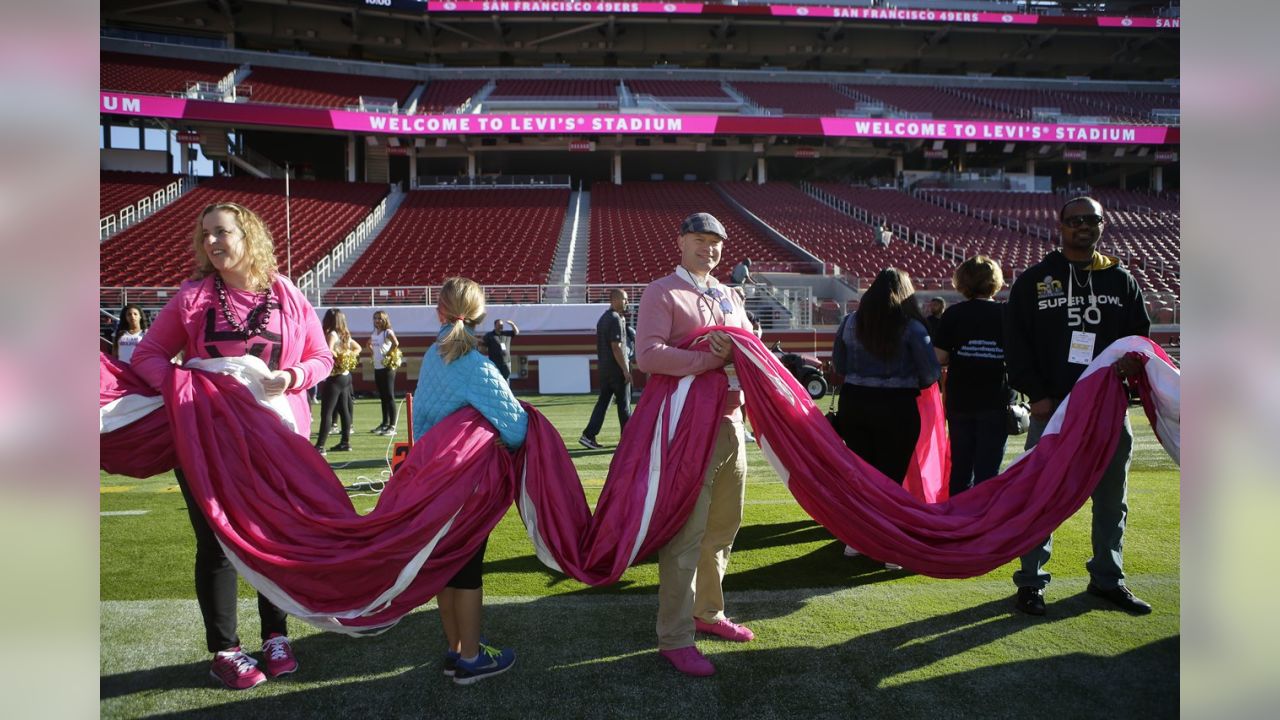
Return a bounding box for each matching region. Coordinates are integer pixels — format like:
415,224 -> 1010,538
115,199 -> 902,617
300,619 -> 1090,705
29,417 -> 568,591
384,347 -> 403,371
332,350 -> 359,375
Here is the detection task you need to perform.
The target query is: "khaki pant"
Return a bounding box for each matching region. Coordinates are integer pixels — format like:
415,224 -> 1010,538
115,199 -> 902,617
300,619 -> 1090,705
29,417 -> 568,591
656,419 -> 747,650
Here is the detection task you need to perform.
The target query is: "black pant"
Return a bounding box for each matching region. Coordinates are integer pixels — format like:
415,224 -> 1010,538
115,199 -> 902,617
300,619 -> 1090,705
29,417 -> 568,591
582,374 -> 631,440
947,407 -> 1009,497
374,367 -> 398,428
317,374 -> 352,447
176,469 -> 287,652
446,537 -> 489,590
837,383 -> 921,485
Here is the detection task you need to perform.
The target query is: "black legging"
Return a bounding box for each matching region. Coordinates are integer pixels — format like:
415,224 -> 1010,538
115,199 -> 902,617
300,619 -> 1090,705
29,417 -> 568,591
317,374 -> 352,447
375,367 -> 398,428
176,469 -> 287,652
837,383 -> 921,485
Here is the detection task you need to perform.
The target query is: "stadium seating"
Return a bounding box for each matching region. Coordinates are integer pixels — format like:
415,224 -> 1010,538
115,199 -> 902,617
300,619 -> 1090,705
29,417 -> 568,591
811,185 -> 1049,279
100,171 -> 181,219
957,87 -> 1178,123
241,67 -> 417,108
719,183 -> 956,283
729,82 -> 858,115
1087,187 -> 1181,215
489,80 -> 618,99
100,177 -> 388,287
627,80 -> 729,100
921,190 -> 1179,293
587,182 -> 806,284
100,52 -> 237,95
336,189 -> 570,287
843,85 -> 1015,120
418,79 -> 488,113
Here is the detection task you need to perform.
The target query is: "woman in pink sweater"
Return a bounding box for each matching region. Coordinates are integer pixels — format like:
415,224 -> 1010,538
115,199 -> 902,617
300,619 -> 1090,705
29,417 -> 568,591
131,202 -> 332,690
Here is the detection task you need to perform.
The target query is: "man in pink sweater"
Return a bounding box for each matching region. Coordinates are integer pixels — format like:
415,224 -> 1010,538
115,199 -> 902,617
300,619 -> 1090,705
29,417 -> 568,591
635,212 -> 756,677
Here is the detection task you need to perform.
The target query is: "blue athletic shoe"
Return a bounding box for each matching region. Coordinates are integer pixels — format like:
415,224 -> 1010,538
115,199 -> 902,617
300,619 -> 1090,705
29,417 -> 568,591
453,643 -> 516,685
443,650 -> 460,677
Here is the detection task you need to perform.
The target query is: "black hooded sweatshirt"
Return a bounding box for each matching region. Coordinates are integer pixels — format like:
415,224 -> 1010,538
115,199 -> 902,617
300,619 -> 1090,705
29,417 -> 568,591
1004,249 -> 1150,404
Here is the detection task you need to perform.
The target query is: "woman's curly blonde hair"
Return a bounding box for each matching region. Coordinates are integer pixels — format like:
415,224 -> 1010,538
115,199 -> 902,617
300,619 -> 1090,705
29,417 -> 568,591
191,202 -> 278,292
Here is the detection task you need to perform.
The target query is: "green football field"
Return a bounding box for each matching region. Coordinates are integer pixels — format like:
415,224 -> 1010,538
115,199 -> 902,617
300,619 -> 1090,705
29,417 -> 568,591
100,394 -> 1179,719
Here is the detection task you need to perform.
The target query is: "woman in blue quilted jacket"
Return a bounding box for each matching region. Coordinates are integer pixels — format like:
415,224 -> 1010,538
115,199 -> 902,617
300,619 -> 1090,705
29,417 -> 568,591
412,276 -> 527,686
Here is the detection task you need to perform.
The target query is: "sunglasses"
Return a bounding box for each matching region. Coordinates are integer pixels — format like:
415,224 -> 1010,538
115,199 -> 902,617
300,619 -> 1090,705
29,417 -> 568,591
1062,214 -> 1104,228
706,287 -> 735,314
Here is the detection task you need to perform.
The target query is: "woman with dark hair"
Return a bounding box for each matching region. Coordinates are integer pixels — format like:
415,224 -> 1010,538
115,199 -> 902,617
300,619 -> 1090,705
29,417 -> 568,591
369,310 -> 400,436
113,304 -> 149,362
315,308 -> 361,455
832,268 -> 942,565
933,255 -> 1011,497
131,201 -> 331,689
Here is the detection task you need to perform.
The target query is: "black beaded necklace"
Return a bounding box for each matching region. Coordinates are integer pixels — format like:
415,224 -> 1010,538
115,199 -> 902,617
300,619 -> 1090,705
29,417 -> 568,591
214,274 -> 275,337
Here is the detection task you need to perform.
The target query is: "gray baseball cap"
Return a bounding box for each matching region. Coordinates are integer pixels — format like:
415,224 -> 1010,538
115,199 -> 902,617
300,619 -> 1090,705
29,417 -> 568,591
679,212 -> 727,240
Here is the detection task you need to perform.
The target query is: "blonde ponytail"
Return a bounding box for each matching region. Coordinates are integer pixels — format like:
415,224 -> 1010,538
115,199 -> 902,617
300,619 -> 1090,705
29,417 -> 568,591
436,277 -> 486,364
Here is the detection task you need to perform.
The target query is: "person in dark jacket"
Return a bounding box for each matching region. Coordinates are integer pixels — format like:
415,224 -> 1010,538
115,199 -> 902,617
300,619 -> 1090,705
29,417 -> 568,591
832,267 -> 942,568
482,318 -> 520,381
1005,196 -> 1152,617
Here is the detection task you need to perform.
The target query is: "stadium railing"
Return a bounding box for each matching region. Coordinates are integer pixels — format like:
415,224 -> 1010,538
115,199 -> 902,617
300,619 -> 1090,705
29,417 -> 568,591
100,284 -> 815,330
99,175 -> 195,241
295,192 -> 392,295
416,175 -> 572,189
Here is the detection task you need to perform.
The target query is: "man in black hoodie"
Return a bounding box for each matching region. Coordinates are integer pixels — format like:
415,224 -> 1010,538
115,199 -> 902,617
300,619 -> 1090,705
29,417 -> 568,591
1006,196 -> 1153,617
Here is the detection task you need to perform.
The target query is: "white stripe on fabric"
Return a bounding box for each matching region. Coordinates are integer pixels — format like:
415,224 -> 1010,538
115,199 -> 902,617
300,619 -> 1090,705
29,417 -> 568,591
758,436 -> 790,489
102,356 -> 297,434
629,375 -> 694,566
218,506 -> 462,636
99,394 -> 163,434
519,454 -> 564,573
1010,336 -> 1178,467
186,355 -> 298,434
733,335 -> 800,408
730,331 -> 804,492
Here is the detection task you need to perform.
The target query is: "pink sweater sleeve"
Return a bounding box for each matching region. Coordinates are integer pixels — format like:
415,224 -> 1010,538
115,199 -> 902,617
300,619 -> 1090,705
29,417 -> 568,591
288,299 -> 332,389
129,291 -> 190,391
634,283 -> 724,377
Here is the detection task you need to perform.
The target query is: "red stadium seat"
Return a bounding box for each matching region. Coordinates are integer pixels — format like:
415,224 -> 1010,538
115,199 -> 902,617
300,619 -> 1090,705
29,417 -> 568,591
336,189 -> 570,287
100,177 -> 388,287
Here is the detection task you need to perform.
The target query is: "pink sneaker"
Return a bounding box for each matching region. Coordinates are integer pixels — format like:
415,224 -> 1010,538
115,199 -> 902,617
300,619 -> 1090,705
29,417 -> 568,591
261,634 -> 298,678
694,617 -> 756,642
210,647 -> 267,690
659,646 -> 715,677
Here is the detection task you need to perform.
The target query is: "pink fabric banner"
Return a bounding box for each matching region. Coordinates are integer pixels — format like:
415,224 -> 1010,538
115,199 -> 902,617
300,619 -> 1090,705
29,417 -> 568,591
99,331 -> 1178,630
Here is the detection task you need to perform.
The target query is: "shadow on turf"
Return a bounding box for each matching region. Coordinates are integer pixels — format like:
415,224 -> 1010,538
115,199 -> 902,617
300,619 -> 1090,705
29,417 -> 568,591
482,521 -> 912,601
108,593 -> 1175,719
101,611 -> 441,701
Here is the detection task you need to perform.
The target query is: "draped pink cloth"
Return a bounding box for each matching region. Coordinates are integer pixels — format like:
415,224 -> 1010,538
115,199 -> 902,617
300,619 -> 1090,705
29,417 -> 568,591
903,385 -> 950,504
98,330 -> 1179,631
100,354 -> 175,478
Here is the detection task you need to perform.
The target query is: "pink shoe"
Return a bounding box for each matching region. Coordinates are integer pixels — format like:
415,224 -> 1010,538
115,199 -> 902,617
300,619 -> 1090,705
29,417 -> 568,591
659,646 -> 715,677
209,647 -> 267,690
261,634 -> 298,678
695,617 -> 756,642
